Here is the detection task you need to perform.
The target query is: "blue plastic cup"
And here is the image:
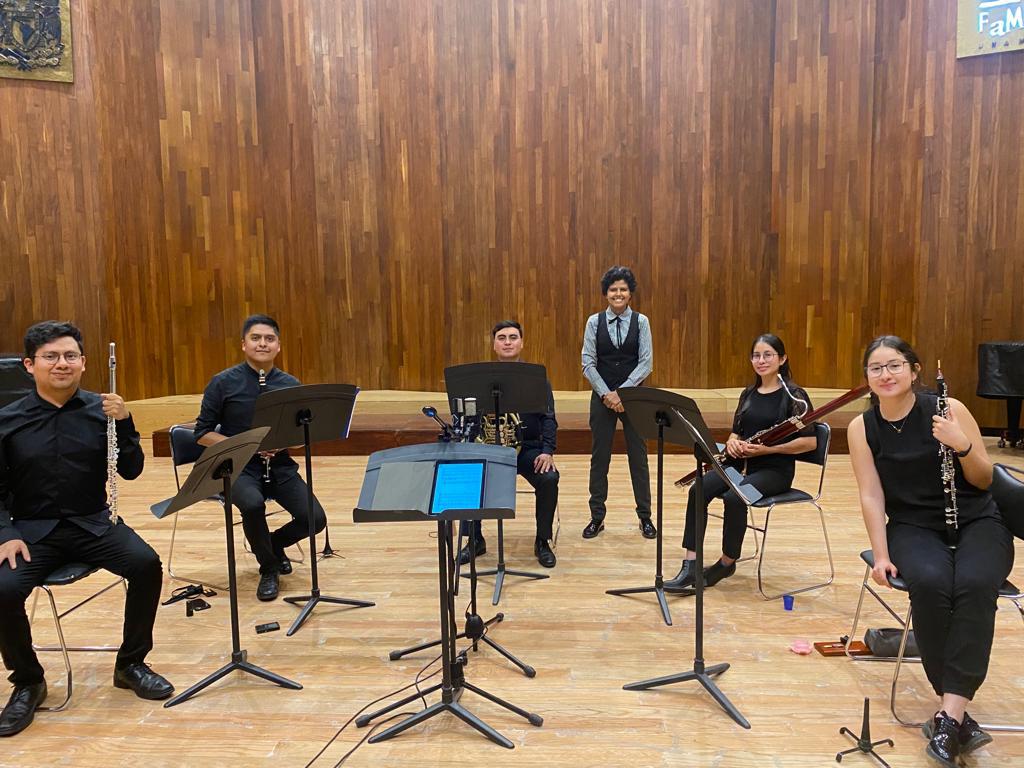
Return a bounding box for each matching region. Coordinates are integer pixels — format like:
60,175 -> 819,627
783,594 -> 795,611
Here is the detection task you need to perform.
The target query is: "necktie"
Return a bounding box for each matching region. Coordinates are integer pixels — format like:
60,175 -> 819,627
613,316 -> 622,347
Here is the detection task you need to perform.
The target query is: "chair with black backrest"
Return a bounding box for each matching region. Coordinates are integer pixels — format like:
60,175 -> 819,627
166,424 -> 303,591
29,564 -> 126,711
744,422 -> 834,600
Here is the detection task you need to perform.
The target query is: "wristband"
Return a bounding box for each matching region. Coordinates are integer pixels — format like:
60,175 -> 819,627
955,442 -> 972,459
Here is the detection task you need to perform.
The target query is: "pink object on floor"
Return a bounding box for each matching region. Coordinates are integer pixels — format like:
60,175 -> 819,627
789,640 -> 812,655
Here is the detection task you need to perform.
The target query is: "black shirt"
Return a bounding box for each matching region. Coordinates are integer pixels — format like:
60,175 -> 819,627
0,389 -> 144,544
731,385 -> 814,477
194,363 -> 301,476
864,391 -> 994,531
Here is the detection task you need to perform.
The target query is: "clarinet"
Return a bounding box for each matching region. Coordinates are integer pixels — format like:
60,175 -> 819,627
107,343 -> 120,526
258,368 -> 271,483
936,361 -> 959,549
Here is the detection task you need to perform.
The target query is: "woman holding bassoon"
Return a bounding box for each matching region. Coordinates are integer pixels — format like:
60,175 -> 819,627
664,334 -> 815,590
848,335 -> 1012,767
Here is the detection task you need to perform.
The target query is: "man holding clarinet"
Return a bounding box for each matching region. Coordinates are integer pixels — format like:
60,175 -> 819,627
0,321 -> 172,738
195,314 -> 326,602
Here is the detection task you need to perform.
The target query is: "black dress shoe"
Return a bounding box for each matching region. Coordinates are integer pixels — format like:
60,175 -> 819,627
923,710 -> 991,756
275,551 -> 293,575
924,711 -> 961,767
457,538 -> 486,566
257,571 -> 280,601
703,559 -> 737,587
113,663 -> 174,701
582,520 -> 604,539
0,682 -> 47,737
535,538 -> 556,568
639,519 -> 657,539
664,559 -> 698,591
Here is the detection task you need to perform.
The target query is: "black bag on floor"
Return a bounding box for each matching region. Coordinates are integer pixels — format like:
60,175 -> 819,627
864,627 -> 919,658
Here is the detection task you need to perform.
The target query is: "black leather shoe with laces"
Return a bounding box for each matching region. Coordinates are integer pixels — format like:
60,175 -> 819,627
664,559 -> 698,591
923,710 -> 991,756
535,537 -> 556,568
257,571 -> 280,601
639,519 -> 657,539
0,682 -> 47,737
114,663 -> 174,701
582,520 -> 604,539
457,538 -> 486,565
924,711 -> 961,767
273,548 -> 293,575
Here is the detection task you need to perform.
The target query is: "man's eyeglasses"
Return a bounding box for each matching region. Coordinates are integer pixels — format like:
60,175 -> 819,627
34,351 -> 83,364
866,361 -> 908,377
750,352 -> 778,362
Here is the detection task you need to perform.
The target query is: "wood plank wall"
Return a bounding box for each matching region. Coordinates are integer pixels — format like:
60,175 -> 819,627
1,1 -> 1022,425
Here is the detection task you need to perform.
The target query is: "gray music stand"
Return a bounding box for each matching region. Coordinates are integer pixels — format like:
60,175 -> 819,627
151,427 -> 302,706
445,361 -> 551,604
618,388 -> 754,730
252,383 -> 374,636
351,443 -> 542,748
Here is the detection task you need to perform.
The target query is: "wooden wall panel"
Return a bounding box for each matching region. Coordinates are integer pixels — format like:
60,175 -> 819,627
770,0 -> 878,388
0,0 -> 107,388
2,0 -> 1023,425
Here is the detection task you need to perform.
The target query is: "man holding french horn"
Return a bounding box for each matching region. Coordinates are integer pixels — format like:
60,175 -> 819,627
0,322 -> 172,739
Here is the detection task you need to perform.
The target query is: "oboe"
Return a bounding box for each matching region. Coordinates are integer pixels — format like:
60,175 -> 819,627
258,368 -> 271,483
107,342 -> 120,526
936,361 -> 959,548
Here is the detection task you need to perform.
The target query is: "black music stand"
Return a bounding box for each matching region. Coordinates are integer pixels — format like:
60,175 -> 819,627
446,362 -> 551,604
620,389 -> 755,729
605,387 -> 708,626
151,428 -> 303,706
352,445 -> 542,748
252,383 -> 375,636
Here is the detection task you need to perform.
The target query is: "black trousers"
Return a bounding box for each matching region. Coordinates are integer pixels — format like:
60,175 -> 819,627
681,467 -> 792,560
0,520 -> 163,687
463,447 -> 559,542
232,468 -> 327,575
887,514 -> 1014,700
588,392 -> 651,521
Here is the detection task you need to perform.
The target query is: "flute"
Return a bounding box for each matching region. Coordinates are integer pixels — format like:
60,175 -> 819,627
107,342 -> 120,525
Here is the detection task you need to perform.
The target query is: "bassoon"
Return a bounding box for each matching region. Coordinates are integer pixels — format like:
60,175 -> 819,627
673,383 -> 870,488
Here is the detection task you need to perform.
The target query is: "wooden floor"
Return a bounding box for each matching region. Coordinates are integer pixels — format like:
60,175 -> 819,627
6,445 -> 1024,768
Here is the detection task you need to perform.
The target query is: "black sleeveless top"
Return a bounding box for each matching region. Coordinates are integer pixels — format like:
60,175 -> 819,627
732,386 -> 813,478
864,392 -> 995,531
595,311 -> 641,391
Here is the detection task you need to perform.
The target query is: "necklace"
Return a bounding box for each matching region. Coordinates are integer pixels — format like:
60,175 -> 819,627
885,414 -> 911,434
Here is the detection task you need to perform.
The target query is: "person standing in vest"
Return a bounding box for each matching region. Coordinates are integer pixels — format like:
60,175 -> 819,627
581,266 -> 654,540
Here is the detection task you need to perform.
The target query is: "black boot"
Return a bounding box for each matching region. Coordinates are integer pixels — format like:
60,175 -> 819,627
924,711 -> 961,767
457,537 -> 486,565
703,558 -> 737,587
535,537 -> 556,568
664,559 -> 698,591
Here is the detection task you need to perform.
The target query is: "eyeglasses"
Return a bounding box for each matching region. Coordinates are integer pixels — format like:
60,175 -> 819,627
866,361 -> 908,377
750,352 -> 778,362
34,351 -> 83,364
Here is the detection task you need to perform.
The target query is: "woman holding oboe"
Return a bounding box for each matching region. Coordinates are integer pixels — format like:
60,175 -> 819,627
848,335 -> 1012,767
665,334 -> 815,590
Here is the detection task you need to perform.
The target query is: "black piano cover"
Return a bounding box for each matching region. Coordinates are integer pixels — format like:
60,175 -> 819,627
977,342 -> 1024,398
0,355 -> 33,409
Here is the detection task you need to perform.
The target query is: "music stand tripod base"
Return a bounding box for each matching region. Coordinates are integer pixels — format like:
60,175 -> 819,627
836,698 -> 894,767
